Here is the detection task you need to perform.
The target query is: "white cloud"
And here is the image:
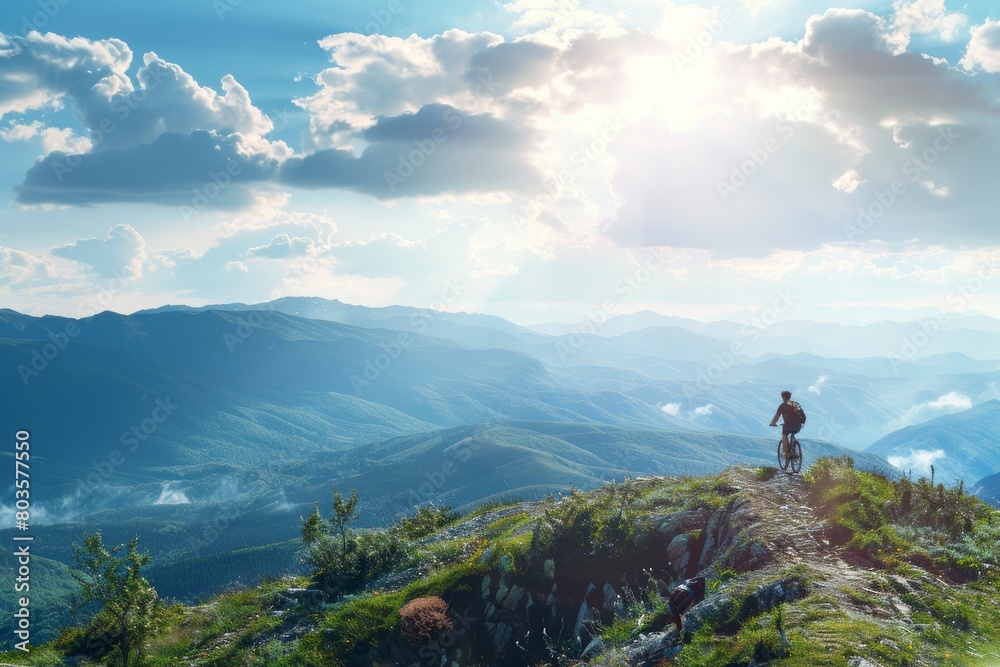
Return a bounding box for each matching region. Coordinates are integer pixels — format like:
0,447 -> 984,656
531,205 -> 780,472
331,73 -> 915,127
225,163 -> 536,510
154,482 -> 190,505
2,33 -> 289,208
603,7 -> 1000,254
0,31 -> 132,117
887,448 -> 945,476
832,169 -> 863,194
926,391 -> 972,411
890,0 -> 967,52
660,402 -> 681,416
0,121 -> 92,153
247,234 -> 315,259
807,374 -> 829,394
693,403 -> 714,417
0,245 -> 56,287
961,20 -> 1000,73
51,224 -> 147,278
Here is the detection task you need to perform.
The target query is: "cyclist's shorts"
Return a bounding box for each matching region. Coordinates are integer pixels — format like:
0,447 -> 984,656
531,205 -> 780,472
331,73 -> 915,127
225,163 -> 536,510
782,424 -> 802,436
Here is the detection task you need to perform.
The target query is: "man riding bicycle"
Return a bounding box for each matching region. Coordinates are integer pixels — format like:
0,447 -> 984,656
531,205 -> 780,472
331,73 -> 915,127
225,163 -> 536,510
769,390 -> 805,458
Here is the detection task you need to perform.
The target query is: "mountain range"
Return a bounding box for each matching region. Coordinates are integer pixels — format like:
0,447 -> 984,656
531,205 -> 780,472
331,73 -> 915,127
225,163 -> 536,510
2,298 -> 999,646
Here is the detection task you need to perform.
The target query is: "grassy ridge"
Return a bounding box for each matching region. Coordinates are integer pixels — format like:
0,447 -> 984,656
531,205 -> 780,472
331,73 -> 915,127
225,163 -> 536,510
8,458 -> 996,666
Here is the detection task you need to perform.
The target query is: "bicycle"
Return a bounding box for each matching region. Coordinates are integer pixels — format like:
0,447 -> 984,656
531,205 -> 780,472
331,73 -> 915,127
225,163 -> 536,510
777,432 -> 802,474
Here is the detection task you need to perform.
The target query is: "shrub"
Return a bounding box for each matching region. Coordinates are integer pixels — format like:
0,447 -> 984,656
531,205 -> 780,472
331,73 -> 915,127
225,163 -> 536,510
398,506 -> 459,540
399,596 -> 453,647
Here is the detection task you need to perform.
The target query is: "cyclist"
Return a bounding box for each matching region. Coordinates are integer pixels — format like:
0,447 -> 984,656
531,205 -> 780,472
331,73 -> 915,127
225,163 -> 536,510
769,390 -> 805,459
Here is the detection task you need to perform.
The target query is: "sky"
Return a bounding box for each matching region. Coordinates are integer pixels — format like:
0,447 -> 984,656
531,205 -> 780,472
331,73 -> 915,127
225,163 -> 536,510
1,0 -> 999,323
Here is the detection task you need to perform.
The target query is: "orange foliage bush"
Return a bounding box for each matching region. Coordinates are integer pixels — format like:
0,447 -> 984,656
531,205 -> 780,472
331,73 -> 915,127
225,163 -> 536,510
399,596 -> 453,646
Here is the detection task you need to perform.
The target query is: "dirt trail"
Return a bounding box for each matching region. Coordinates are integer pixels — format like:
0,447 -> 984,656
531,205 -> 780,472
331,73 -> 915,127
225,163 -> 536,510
721,467 -> 917,633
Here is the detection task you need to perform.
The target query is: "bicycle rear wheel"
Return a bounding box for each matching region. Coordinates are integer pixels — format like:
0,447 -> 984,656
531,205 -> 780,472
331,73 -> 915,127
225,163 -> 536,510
777,440 -> 789,470
790,437 -> 802,474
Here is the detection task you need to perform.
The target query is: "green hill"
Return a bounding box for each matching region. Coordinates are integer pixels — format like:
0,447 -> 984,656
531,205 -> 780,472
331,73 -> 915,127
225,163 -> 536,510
8,458 -> 998,666
865,400 -> 1000,485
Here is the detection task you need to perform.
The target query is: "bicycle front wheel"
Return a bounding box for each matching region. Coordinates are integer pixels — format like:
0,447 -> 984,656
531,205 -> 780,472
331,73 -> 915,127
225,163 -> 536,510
777,440 -> 789,470
791,438 -> 802,474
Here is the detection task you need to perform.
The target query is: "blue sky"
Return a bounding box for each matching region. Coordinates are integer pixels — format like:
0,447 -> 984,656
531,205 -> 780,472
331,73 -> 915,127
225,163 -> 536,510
1,0 -> 998,322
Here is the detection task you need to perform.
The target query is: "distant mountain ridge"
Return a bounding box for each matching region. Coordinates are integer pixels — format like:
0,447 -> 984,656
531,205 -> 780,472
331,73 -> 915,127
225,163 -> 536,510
865,400 -> 1000,485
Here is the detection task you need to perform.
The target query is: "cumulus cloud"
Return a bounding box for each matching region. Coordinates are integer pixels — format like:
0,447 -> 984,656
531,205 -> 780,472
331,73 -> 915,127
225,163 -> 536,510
51,224 -> 147,278
887,448 -> 945,476
248,234 -> 315,259
896,391 -> 973,426
890,0 -> 967,52
961,20 -> 1000,73
808,375 -> 829,394
295,30 -> 508,148
17,131 -> 278,207
693,404 -> 714,417
0,120 -> 92,153
926,391 -> 972,411
661,402 -> 681,416
603,8 -> 1000,254
0,245 -> 56,287
0,31 -> 132,117
280,104 -> 543,198
2,33 -> 288,208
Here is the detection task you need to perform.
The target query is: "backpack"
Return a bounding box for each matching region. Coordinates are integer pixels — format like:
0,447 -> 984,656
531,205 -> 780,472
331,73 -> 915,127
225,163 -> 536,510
668,577 -> 706,611
788,400 -> 806,425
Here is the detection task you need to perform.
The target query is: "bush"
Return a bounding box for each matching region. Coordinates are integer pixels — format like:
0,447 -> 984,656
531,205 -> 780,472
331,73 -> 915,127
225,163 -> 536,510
305,529 -> 416,593
399,596 -> 453,647
529,485 -> 646,570
398,506 -> 459,540
805,457 -> 1000,580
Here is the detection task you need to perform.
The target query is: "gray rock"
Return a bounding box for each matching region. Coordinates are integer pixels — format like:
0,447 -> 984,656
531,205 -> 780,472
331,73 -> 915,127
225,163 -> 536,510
666,533 -> 689,564
624,631 -> 681,667
602,583 -> 619,615
573,583 -> 597,640
682,594 -> 735,635
492,622 -> 512,650
582,636 -> 605,660
653,508 -> 709,538
848,658 -> 884,667
501,584 -> 524,612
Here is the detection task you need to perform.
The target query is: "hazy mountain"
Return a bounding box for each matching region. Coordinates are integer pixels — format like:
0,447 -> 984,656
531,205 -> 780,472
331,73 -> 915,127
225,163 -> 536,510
971,471 -> 1000,507
864,400 -> 1000,485
277,421 -> 894,524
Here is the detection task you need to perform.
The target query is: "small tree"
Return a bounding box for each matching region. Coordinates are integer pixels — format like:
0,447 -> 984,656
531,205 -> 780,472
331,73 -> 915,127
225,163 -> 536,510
301,487 -> 361,590
330,486 -> 359,553
72,533 -> 158,667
